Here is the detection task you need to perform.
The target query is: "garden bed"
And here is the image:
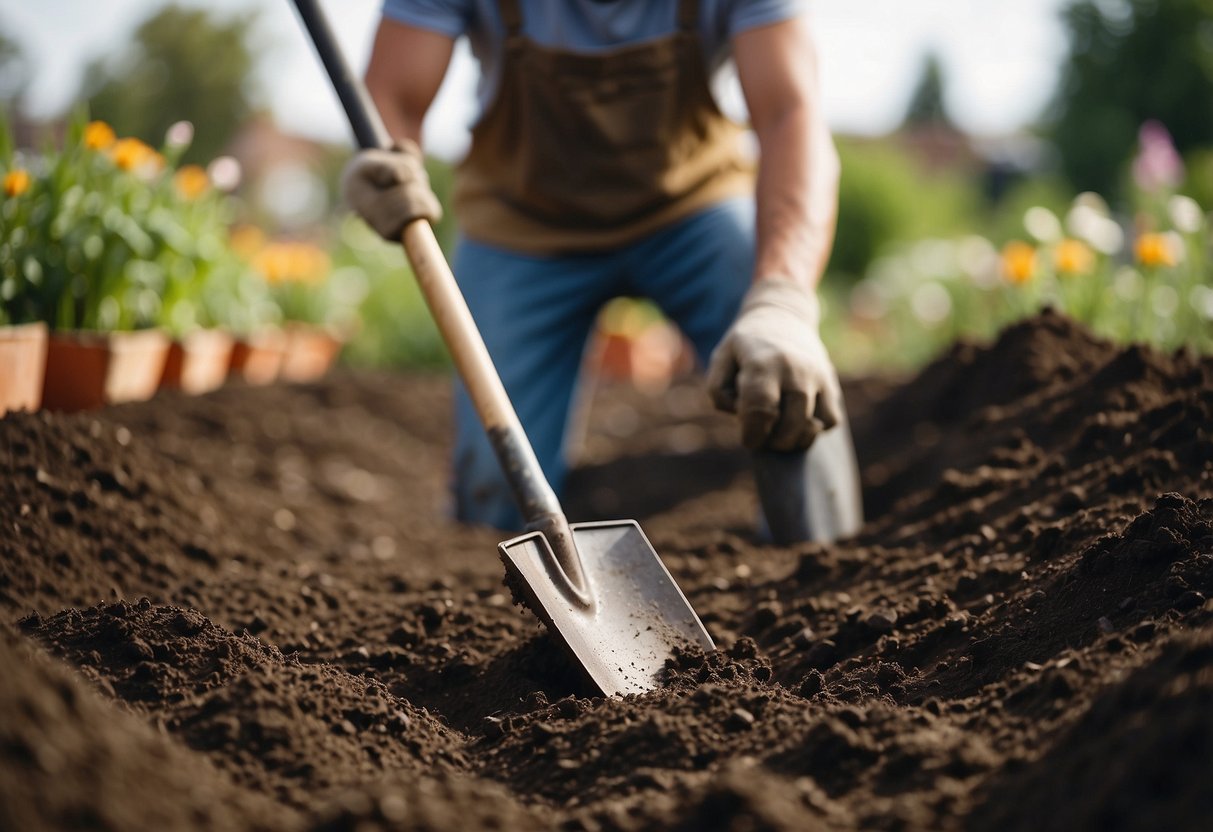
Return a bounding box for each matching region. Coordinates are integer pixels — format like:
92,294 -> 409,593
2,311 -> 1211,831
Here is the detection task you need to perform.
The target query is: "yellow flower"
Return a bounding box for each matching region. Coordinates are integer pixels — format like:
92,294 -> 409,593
1134,232 -> 1178,268
252,242 -> 330,285
173,165 -> 209,200
83,120 -> 116,151
1000,240 -> 1037,285
3,169 -> 31,197
1053,238 -> 1095,277
290,244 -> 330,284
110,137 -> 155,171
252,245 -> 289,284
229,224 -> 266,259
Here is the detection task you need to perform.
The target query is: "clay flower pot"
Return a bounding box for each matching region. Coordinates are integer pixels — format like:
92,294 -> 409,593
595,332 -> 635,381
0,322 -> 50,415
41,329 -> 171,412
590,324 -> 690,393
159,329 -> 235,394
229,327 -> 288,386
279,323 -> 344,383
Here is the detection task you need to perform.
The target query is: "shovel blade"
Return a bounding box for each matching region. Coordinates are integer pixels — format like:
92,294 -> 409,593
754,401 -> 864,545
499,520 -> 714,696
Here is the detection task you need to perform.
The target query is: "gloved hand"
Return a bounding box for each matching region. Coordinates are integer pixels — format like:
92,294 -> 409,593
340,139 -> 443,240
706,279 -> 842,452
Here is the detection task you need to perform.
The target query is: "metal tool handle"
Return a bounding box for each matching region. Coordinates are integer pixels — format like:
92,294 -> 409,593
291,0 -> 390,151
289,0 -> 564,527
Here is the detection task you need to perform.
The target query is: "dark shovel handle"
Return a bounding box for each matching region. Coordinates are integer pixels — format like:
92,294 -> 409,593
291,0 -> 389,151
288,0 -> 566,527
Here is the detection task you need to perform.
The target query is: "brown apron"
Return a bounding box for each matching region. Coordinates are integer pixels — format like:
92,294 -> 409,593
453,0 -> 755,254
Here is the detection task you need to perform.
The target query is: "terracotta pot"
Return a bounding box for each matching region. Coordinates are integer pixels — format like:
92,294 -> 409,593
589,324 -> 691,392
159,329 -> 235,394
228,328 -> 288,386
594,332 -> 635,381
279,323 -> 344,382
41,329 -> 171,412
0,322 -> 50,415
629,324 -> 691,392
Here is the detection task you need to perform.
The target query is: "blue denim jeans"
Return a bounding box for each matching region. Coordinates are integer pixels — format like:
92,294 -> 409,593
450,196 -> 756,529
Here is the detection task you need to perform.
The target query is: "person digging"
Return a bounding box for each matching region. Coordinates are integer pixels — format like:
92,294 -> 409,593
343,0 -> 858,544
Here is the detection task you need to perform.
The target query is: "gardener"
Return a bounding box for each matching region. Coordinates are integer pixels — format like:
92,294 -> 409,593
345,0 -> 843,533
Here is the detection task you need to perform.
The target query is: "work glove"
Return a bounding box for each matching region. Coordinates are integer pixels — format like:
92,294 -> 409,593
341,139 -> 443,240
707,280 -> 842,452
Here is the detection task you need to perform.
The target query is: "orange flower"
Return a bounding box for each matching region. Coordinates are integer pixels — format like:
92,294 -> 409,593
83,120 -> 116,151
1000,240 -> 1037,285
229,224 -> 266,259
253,242 -> 330,285
1053,238 -> 1095,277
252,245 -> 290,284
3,169 -> 31,197
110,137 -> 155,171
1134,232 -> 1178,268
173,164 -> 209,200
290,245 -> 330,284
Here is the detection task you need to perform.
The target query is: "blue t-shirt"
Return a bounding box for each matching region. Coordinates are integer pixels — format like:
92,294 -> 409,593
381,0 -> 807,113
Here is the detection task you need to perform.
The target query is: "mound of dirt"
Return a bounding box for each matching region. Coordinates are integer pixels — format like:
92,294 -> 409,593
0,632 -> 291,831
2,311 -> 1212,831
19,601 -> 465,810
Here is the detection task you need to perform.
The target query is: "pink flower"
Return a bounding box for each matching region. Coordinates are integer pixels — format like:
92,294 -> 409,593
1132,120 -> 1184,193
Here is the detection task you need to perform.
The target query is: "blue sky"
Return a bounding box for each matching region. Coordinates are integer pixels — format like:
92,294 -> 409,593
7,0 -> 1070,159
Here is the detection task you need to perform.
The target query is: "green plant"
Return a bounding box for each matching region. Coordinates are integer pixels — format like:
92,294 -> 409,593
828,138 -> 980,283
1181,148 -> 1213,211
821,188 -> 1213,375
327,217 -> 448,368
1046,0 -> 1213,198
0,111 -> 275,335
986,175 -> 1076,246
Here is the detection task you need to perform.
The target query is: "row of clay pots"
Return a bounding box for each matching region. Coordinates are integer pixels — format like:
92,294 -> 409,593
0,322 -> 343,415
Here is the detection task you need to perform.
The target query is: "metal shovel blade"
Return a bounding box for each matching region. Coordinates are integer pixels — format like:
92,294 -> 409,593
499,520 -> 714,696
754,402 -> 864,545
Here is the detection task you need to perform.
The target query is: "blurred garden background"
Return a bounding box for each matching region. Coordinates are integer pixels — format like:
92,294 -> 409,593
2,0 -> 1212,381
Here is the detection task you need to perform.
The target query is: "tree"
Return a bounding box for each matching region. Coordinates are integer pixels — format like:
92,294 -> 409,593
903,52 -> 953,129
1047,0 -> 1213,197
0,25 -> 28,106
827,139 -> 980,281
81,5 -> 260,163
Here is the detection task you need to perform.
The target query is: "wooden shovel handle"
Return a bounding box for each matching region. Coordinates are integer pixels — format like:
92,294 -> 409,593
400,221 -> 563,523
400,222 -> 510,429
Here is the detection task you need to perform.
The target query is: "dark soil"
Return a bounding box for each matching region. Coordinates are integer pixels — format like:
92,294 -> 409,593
3,309 -> 1212,831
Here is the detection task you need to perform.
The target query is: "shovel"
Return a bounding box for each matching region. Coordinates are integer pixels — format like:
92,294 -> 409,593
754,400 -> 864,545
290,0 -> 714,696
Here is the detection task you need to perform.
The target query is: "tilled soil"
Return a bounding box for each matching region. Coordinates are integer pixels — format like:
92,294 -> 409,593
2,309 -> 1212,831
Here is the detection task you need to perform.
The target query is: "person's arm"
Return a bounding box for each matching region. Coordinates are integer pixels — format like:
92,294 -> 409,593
733,15 -> 840,290
364,17 -> 456,146
705,15 -> 842,453
342,18 -> 454,241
